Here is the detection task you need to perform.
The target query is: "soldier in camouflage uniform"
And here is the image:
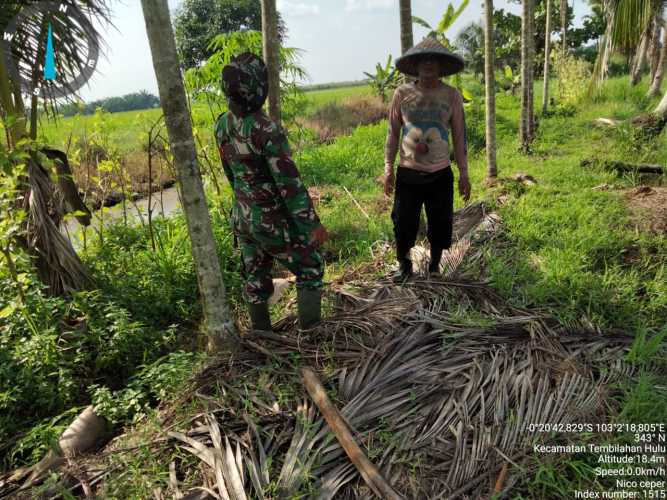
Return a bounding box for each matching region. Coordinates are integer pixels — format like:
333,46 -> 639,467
215,52 -> 327,331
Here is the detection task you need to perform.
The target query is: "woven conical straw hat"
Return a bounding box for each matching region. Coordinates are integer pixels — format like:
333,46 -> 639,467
395,36 -> 465,77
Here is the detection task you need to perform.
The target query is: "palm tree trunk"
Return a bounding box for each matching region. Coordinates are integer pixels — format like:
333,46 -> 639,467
542,0 -> 552,115
647,18 -> 667,98
560,0 -> 567,55
1,46 -> 91,296
647,13 -> 662,81
484,0 -> 497,178
399,0 -> 414,54
655,88 -> 667,117
140,0 -> 238,353
590,0 -> 614,90
520,0 -> 534,151
527,0 -> 535,140
630,32 -> 649,85
261,0 -> 281,124
0,50 -> 26,144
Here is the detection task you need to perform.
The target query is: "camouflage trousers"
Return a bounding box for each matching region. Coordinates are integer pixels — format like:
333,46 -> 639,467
238,233 -> 324,304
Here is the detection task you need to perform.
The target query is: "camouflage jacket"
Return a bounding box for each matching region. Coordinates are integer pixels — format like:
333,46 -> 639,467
215,110 -> 322,243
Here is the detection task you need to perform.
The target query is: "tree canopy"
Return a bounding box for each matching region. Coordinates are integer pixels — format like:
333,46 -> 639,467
456,0 -> 605,75
173,0 -> 286,69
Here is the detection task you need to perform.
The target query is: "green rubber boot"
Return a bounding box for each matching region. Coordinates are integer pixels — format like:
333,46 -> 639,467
248,302 -> 272,332
297,287 -> 322,330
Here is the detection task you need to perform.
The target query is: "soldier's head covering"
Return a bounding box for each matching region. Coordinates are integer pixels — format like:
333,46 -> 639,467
395,36 -> 464,77
221,52 -> 269,116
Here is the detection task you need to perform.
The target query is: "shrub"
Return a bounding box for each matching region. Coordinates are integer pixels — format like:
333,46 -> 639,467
554,52 -> 592,109
0,278 -> 180,467
464,97 -> 486,154
91,351 -> 204,424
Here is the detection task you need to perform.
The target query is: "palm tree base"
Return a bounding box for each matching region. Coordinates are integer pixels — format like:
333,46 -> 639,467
630,113 -> 667,140
22,156 -> 92,296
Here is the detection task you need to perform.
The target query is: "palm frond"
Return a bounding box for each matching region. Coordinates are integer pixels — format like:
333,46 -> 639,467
610,0 -> 653,49
411,15 -> 433,30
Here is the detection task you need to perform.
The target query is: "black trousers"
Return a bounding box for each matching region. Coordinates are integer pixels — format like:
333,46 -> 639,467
391,166 -> 454,260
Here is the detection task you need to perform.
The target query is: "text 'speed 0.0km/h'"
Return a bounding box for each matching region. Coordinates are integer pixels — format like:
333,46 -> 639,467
1,1 -> 100,99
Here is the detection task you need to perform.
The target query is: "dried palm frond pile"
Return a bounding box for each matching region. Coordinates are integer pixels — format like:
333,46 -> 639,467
159,284 -> 633,500
134,204 -> 635,499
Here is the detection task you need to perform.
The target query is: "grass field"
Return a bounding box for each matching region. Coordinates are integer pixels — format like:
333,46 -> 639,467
2,74 -> 666,497
38,85 -> 373,153
302,83 -> 371,107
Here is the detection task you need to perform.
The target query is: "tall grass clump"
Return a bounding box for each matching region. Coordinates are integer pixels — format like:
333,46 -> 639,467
296,123 -> 386,188
591,76 -> 652,110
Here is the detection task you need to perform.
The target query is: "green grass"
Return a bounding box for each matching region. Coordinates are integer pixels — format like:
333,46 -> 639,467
302,84 -> 371,109
468,77 -> 667,331
39,107 -> 164,154
38,85 -> 373,155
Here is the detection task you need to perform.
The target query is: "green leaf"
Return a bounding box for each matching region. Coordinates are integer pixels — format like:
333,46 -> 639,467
460,87 -> 474,102
385,54 -> 393,72
438,4 -> 455,32
411,16 -> 432,30
504,65 -> 513,79
0,303 -> 16,319
610,0 -> 652,50
453,0 -> 471,23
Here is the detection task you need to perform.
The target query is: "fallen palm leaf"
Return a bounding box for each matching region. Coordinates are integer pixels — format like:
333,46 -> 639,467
302,367 -> 405,500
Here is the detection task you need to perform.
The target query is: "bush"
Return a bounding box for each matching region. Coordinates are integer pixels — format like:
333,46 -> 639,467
554,52 -> 592,108
91,351 -> 204,424
464,98 -> 486,154
0,278 -> 180,467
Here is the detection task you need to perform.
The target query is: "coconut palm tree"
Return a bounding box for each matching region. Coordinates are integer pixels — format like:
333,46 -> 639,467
520,0 -> 535,152
261,0 -> 281,123
399,0 -> 414,54
483,0 -> 497,178
647,12 -> 663,81
596,0 -> 667,134
0,1 -> 112,294
629,18 -> 652,85
647,17 -> 667,97
542,0 -> 553,115
593,0 -> 656,88
590,0 -> 667,137
140,0 -> 238,353
560,0 -> 568,54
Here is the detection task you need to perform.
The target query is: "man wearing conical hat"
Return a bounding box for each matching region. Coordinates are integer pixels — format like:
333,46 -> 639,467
384,36 -> 471,281
215,52 -> 328,332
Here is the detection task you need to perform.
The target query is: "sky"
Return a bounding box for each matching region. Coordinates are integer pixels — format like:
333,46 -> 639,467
77,0 -> 592,102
